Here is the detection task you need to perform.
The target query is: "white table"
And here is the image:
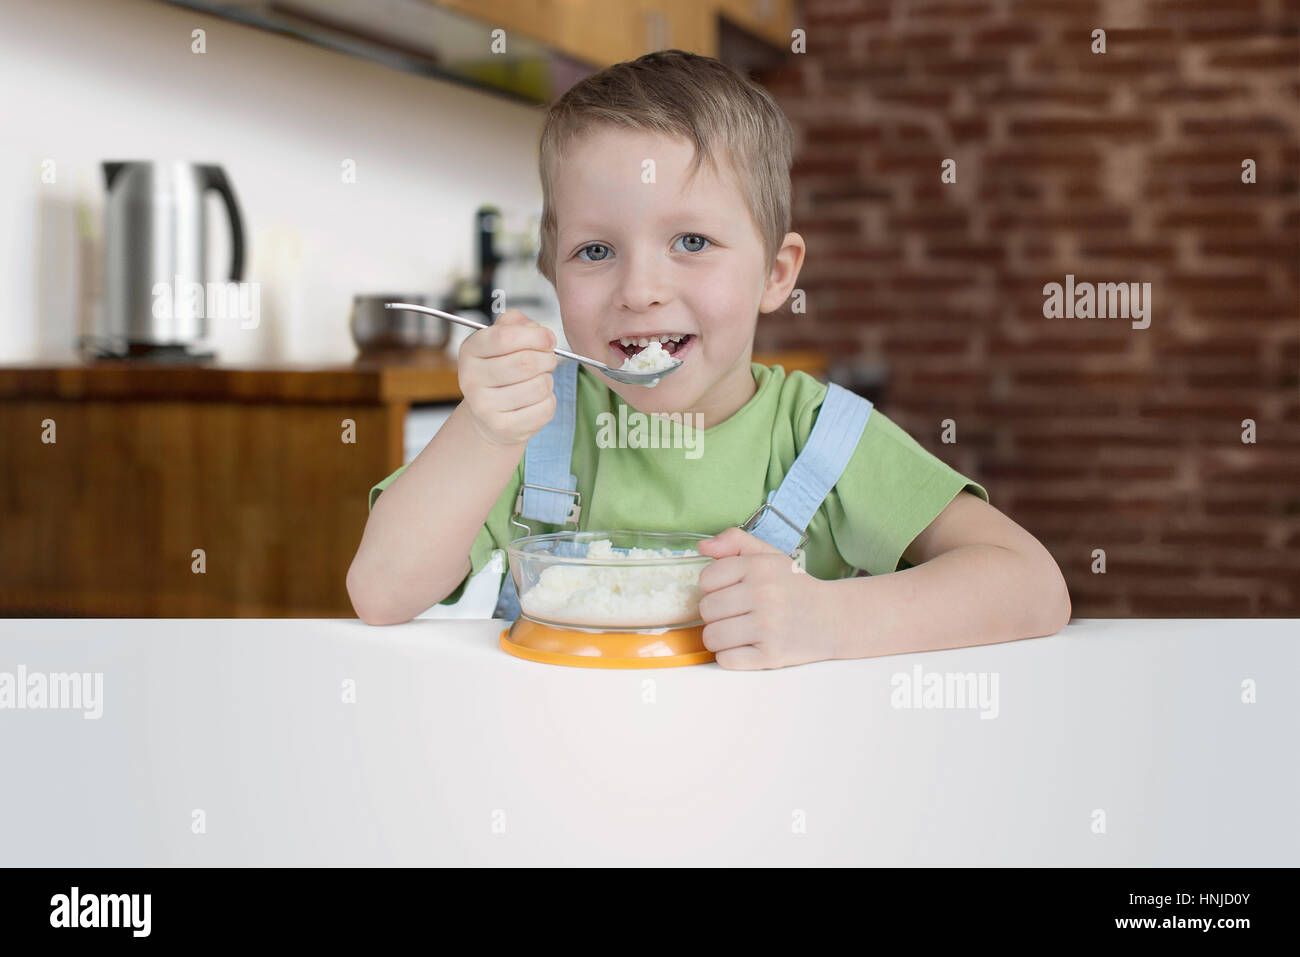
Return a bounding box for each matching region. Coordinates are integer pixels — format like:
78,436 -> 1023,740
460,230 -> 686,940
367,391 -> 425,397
1,618 -> 1295,866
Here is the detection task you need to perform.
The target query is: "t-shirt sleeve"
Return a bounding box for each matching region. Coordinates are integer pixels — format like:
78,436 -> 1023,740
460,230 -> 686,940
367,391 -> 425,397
367,459 -> 523,606
821,403 -> 989,577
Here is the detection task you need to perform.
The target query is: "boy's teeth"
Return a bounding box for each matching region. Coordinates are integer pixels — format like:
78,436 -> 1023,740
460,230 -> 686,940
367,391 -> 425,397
618,334 -> 687,346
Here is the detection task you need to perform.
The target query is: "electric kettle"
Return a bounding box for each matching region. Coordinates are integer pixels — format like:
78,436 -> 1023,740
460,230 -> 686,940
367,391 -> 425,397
87,161 -> 245,360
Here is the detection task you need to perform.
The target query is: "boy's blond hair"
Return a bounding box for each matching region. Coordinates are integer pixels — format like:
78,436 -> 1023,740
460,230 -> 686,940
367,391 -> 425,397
536,49 -> 793,285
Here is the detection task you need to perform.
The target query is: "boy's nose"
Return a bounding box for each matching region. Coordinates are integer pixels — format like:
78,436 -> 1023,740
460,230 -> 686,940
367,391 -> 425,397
616,249 -> 672,312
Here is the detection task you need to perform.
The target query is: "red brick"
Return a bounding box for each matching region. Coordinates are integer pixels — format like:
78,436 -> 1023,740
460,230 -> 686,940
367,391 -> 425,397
1154,147 -> 1277,167
1011,0 -> 1104,15
795,216 -> 862,235
812,246 -> 905,263
972,24 -> 1040,47
1182,117 -> 1293,136
803,0 -> 892,24
1185,21 -> 1292,42
1161,529 -> 1270,549
980,461 -> 1087,480
1200,240 -> 1298,260
1156,210 -> 1260,229
1078,242 -> 1176,263
805,124 -> 884,145
1163,338 -> 1260,359
887,209 -> 971,230
1091,28 -> 1178,44
985,149 -> 1103,170
974,399 -> 1125,418
912,1 -> 995,16
989,209 -> 1130,229
866,32 -> 953,53
906,370 -> 989,387
987,332 -> 1133,356
950,118 -> 989,140
926,242 -> 1005,262
822,61 -> 909,83
981,85 -> 1111,108
809,182 -> 894,203
1127,592 -> 1255,617
1009,118 -> 1159,139
1150,0 -> 1262,14
1146,84 -> 1251,102
791,156 -> 862,176
1012,369 -> 1152,388
882,336 -> 975,355
887,272 -> 980,292
818,277 -> 879,293
922,56 -> 1011,77
821,305 -> 903,322
1208,48 -> 1300,70
897,123 -> 940,142
873,88 -> 953,109
1167,272 -> 1271,292
1025,52 -> 1180,75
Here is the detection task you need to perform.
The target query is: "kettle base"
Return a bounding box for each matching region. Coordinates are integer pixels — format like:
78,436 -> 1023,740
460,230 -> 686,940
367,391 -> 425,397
79,336 -> 215,362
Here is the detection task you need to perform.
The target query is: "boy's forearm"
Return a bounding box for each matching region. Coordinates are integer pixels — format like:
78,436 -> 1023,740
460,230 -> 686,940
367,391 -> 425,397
825,544 -> 1072,659
348,402 -> 524,622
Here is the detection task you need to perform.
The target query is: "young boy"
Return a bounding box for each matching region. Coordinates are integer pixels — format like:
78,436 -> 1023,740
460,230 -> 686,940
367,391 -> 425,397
348,50 -> 1071,668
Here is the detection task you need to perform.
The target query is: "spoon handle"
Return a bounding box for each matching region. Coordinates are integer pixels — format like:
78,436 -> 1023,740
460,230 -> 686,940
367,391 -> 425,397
384,302 -> 611,371
384,301 -> 488,332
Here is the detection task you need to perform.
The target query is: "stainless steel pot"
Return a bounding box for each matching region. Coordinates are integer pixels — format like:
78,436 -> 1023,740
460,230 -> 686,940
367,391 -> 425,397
350,293 -> 449,356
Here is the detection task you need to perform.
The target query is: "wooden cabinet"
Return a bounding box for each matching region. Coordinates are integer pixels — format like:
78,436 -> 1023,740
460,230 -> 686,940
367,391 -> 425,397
432,0 -> 789,65
0,349 -> 826,617
714,0 -> 795,50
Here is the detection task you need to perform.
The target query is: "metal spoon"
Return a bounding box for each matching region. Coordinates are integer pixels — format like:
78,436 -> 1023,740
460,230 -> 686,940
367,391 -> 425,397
384,302 -> 683,386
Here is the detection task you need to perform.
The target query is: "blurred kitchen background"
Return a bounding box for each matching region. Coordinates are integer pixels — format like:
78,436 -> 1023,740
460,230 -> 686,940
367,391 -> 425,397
0,0 -> 1295,620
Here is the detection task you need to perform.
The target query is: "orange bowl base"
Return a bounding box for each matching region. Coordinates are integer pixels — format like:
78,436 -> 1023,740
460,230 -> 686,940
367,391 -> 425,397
499,617 -> 714,669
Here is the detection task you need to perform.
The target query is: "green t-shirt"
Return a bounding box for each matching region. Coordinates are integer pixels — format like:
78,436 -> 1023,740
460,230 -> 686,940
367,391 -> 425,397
369,362 -> 988,606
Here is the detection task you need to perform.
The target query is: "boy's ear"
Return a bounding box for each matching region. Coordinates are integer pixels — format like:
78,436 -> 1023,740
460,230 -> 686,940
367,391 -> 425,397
759,232 -> 806,314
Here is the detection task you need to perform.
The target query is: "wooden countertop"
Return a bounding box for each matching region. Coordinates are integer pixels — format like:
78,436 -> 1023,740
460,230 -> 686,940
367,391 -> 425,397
0,350 -> 829,403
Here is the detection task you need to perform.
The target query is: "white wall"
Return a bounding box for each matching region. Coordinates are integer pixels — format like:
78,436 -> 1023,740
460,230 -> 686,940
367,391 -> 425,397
0,0 -> 547,362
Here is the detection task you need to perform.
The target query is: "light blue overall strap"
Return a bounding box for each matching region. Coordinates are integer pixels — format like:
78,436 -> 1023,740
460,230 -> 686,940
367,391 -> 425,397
746,382 -> 873,555
519,358 -> 581,525
493,358 -> 581,620
493,561 -> 522,620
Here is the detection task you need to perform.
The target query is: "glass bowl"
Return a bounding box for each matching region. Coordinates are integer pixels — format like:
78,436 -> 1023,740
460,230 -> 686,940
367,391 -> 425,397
505,530 -> 713,631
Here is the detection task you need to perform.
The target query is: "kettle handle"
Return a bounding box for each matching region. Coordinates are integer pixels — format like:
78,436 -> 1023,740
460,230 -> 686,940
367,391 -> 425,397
103,161 -> 128,189
199,165 -> 245,281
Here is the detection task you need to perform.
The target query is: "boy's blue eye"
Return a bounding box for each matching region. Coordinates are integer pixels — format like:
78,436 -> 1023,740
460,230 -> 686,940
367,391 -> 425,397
575,235 -> 711,261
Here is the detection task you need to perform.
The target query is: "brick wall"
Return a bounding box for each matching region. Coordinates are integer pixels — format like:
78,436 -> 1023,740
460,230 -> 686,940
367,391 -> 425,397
755,0 -> 1300,616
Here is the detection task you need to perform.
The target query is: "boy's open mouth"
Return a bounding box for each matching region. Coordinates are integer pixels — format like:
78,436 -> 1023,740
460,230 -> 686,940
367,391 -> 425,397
609,333 -> 695,359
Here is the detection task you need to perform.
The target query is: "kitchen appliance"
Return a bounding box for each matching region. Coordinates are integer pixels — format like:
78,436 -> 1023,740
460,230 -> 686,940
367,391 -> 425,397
458,205 -> 566,350
85,161 -> 245,360
498,530 -> 716,668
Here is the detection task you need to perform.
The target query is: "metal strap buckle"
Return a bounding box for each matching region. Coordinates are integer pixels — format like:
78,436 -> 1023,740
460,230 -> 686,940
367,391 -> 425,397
509,482 -> 581,536
741,502 -> 809,556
